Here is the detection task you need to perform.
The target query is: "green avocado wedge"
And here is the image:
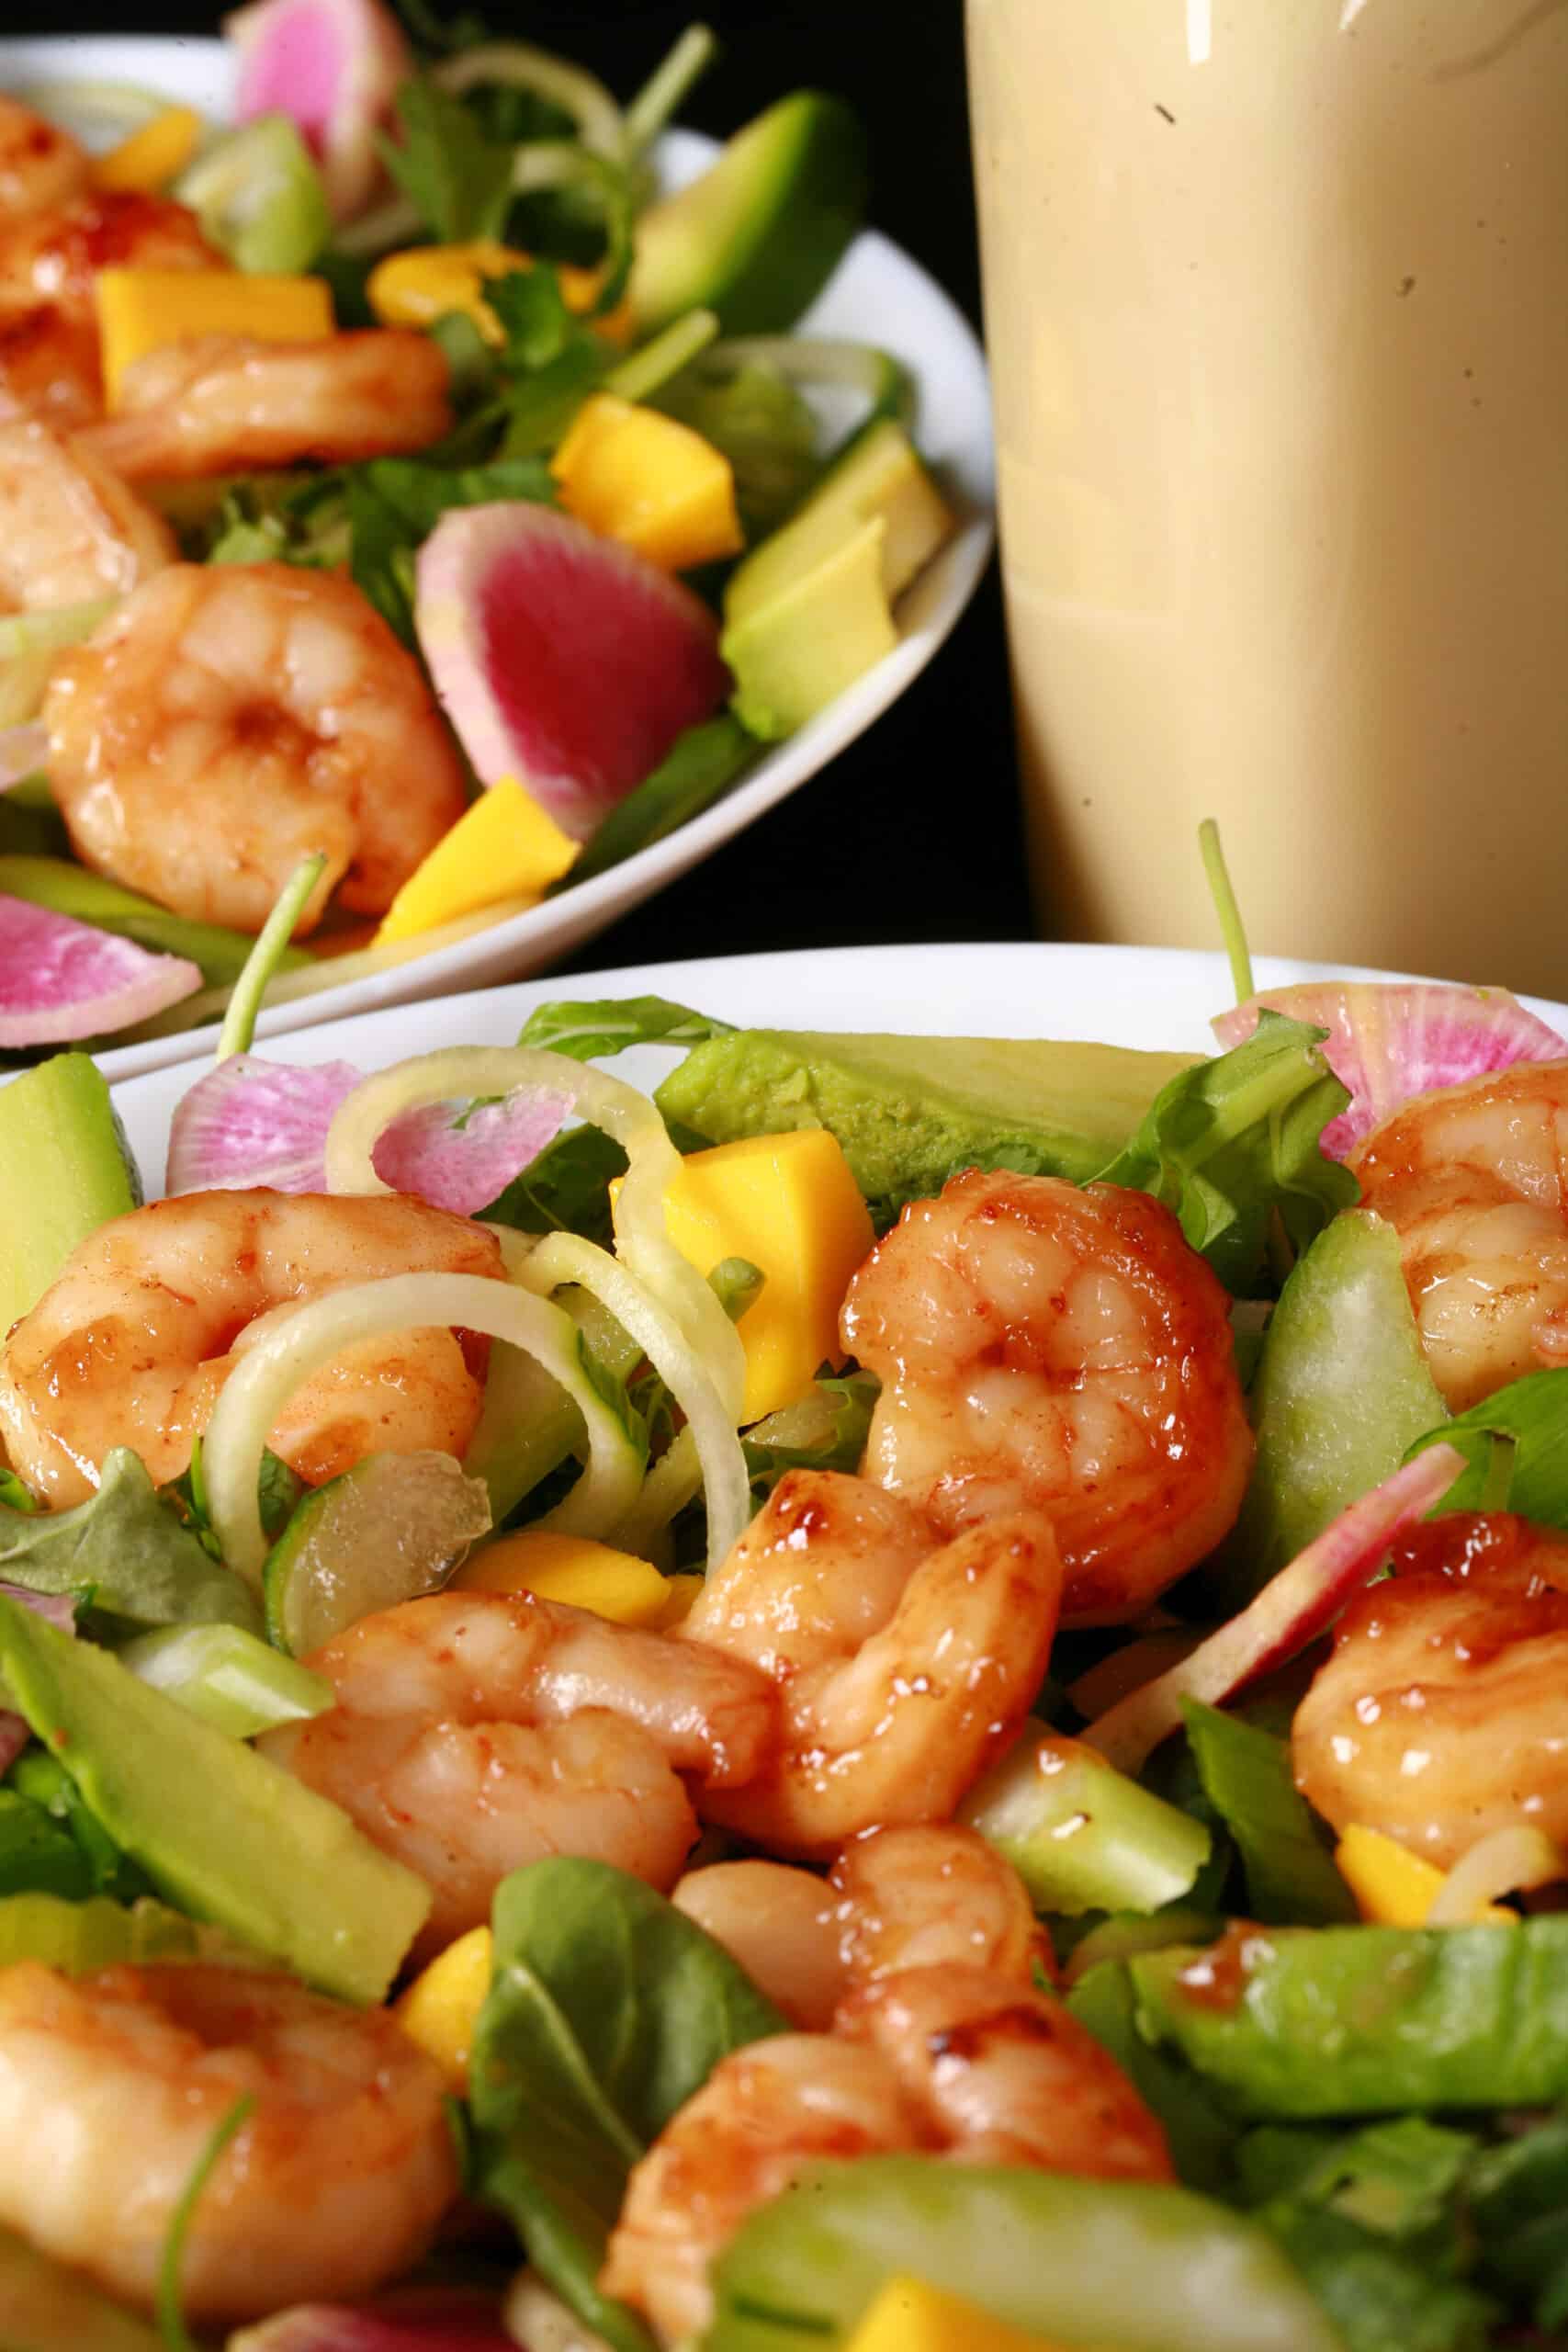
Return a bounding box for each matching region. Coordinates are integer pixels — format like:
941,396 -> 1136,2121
0,1055 -> 140,1337
628,92 -> 869,335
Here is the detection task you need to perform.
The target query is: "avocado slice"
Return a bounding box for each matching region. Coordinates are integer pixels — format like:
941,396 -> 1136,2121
0,1055 -> 141,1338
0,854 -> 309,989
0,1592 -> 429,2004
654,1029 -> 1200,1225
629,90 -> 868,335
719,422 -> 957,739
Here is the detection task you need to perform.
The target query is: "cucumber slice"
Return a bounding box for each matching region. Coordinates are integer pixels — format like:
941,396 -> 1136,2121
629,92 -> 868,336
703,2154 -> 1341,2352
118,1623 -> 333,1738
263,1449 -> 492,1657
175,115 -> 331,275
960,1726 -> 1213,1917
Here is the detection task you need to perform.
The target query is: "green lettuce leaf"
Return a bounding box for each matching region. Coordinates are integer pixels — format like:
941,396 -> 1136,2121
1179,1700 -> 1356,1928
0,1451 -> 258,1633
569,718 -> 759,888
1096,1012 -> 1359,1296
742,1371 -> 879,1502
378,76 -> 513,243
1404,1366 -> 1568,1524
1467,2109 -> 1568,2325
516,994 -> 734,1062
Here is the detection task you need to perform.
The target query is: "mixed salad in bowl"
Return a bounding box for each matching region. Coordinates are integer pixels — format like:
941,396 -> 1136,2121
0,0 -> 987,1070
2,922 -> 1568,2347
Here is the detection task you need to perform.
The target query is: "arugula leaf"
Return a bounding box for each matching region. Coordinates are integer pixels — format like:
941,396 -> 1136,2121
516,994 -> 733,1062
1095,1011 -> 1359,1296
481,1125 -> 626,1246
468,1859 -> 788,2351
0,1451 -> 258,1634
653,356 -> 823,541
378,76 -> 513,243
395,0 -> 491,52
1180,1701 -> 1357,1928
344,452 -> 556,644
1404,1367 -> 1568,1525
569,717 -> 759,888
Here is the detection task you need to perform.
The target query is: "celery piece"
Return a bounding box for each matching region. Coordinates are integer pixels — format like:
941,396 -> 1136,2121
118,1623 -> 333,1739
175,115 -> 330,273
961,1726 -> 1212,1917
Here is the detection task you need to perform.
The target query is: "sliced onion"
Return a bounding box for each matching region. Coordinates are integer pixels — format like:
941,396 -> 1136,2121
521,1232 -> 750,1568
0,895 -> 201,1045
433,42 -> 625,160
202,1272 -> 647,1585
323,1047 -> 746,1423
1426,1826 -> 1564,1926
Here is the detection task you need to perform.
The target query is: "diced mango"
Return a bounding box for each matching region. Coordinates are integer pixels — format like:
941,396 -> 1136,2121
552,392 -> 743,571
96,268 -> 331,408
367,239 -> 630,346
451,1530 -> 679,1631
371,778 -> 580,946
393,1925 -> 493,2096
622,1129 -> 874,1424
1336,1824 -> 1514,1928
658,1573 -> 704,1630
93,105 -> 204,194
844,2276 -> 1094,2352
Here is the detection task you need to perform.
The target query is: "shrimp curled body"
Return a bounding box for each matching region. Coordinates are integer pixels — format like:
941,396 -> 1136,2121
682,1467 -> 1065,1856
0,96 -> 89,223
842,1170 -> 1254,1625
0,414 -> 172,612
1294,1510 -> 1568,1866
263,1589 -> 778,1960
0,1962 -> 457,2324
0,1188 -> 506,1508
44,563 -> 468,932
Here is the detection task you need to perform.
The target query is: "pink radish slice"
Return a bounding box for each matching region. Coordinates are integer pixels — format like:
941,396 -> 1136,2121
1214,982 -> 1568,1159
415,503 -> 732,841
228,2290 -> 515,2351
224,0 -> 412,220
0,1588 -> 77,1776
165,1051 -> 570,1211
0,896 -> 201,1045
1081,1443 -> 1465,1776
0,725 -> 48,793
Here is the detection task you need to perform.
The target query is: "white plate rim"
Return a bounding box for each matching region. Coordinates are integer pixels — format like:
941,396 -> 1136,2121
0,33 -> 997,1083
111,936 -> 1568,1199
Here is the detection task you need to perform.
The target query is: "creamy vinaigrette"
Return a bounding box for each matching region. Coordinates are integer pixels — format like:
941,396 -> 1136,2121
967,0 -> 1568,992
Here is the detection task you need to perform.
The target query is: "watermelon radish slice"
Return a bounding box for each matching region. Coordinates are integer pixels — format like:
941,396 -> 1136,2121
228,2288 -> 516,2350
224,0 -> 412,222
1213,981 -> 1568,1159
0,896 -> 201,1045
0,726 -> 48,794
415,503 -> 731,841
165,1051 -> 570,1210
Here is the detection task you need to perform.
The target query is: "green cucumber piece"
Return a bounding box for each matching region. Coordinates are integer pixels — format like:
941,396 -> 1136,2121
0,1054 -> 140,1336
118,1623 -> 333,1738
0,1591 -> 429,2002
175,114 -> 331,273
0,854 -> 310,989
263,1449 -> 491,1657
629,92 -> 868,335
960,1727 -> 1212,1917
702,2154 -> 1342,2351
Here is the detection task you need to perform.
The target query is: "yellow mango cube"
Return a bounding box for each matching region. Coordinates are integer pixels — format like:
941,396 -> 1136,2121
642,1129 -> 874,1425
393,1925 -> 493,2095
451,1529 -> 678,1630
96,267 -> 331,408
1336,1824 -> 1514,1928
657,1573 -> 704,1630
368,240 -> 628,346
372,779 -> 579,945
552,392 -> 743,571
844,2276 -> 1092,2352
93,105 -> 204,194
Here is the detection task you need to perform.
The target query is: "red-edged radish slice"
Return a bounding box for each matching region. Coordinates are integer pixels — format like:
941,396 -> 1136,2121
0,896 -> 201,1045
1081,1443 -> 1465,1775
414,503 -> 731,842
227,2288 -> 516,2349
1213,982 -> 1568,1159
224,0 -> 412,222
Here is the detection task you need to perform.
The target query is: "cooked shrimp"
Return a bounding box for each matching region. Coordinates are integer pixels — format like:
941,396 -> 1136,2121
79,328 -> 453,481
0,1961 -> 457,2324
682,1468 -> 1064,1856
44,563 -> 468,933
0,415 -> 172,611
842,1168 -> 1254,1626
0,96 -> 89,221
0,1188 -> 505,1508
1349,1063 -> 1568,1411
263,1589 -> 776,1959
603,1963 -> 1171,2344
1294,1510 -> 1568,1866
672,1825 -> 1047,2030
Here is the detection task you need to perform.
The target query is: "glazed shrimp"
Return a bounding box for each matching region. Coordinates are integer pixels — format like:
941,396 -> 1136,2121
0,96 -> 89,221
44,563 -> 468,933
79,328 -> 453,481
842,1168 -> 1254,1625
0,1189 -> 506,1508
1350,1063 -> 1568,1411
672,1824 -> 1048,2030
1294,1510 -> 1568,1866
682,1468 -> 1064,1856
262,1589 -> 777,1959
0,1961 -> 457,2324
603,1963 -> 1172,2344
0,416 -> 172,611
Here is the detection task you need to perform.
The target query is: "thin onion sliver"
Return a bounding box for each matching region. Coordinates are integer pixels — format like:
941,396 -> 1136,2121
1426,1826 -> 1564,1926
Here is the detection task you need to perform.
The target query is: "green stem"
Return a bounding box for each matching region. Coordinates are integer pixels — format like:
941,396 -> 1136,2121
623,24 -> 719,156
156,2091 -> 255,2352
1200,818 -> 1255,1007
216,852 -> 326,1063
604,306 -> 720,403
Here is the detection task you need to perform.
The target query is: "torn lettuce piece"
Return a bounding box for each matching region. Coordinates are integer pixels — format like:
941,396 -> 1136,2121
1179,1701 -> 1356,1928
0,1450 -> 259,1634
1404,1366 -> 1568,1526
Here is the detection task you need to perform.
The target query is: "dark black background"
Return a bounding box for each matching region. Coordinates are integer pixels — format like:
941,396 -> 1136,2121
42,0 -> 1032,976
